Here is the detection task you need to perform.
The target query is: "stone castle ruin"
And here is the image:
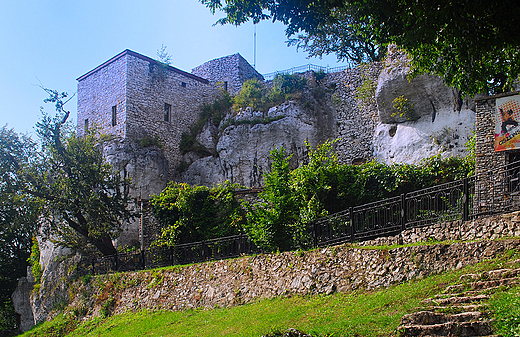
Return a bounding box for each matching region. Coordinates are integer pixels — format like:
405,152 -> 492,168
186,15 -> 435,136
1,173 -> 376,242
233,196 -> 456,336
77,48 -> 476,197
77,50 -> 264,197
17,47 -> 520,333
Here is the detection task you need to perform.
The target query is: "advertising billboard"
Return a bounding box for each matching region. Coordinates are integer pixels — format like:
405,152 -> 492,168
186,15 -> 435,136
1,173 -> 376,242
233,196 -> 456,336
495,94 -> 520,151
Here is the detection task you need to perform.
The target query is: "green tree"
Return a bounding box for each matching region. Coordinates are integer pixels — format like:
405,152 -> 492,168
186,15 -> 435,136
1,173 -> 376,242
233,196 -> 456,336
243,147 -> 299,251
0,126 -> 39,332
288,8 -> 384,63
3,89 -> 135,256
150,181 -> 245,246
201,0 -> 520,96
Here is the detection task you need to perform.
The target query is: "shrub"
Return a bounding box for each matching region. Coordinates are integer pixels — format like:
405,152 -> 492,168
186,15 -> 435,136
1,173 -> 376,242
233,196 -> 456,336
233,79 -> 267,111
150,181 -> 246,246
243,147 -> 300,252
28,237 -> 42,284
273,73 -> 307,96
137,135 -> 162,148
244,140 -> 475,252
179,91 -> 232,155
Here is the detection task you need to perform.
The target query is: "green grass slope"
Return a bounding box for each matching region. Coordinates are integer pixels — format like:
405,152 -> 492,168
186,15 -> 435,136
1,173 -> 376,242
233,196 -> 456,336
19,246 -> 520,337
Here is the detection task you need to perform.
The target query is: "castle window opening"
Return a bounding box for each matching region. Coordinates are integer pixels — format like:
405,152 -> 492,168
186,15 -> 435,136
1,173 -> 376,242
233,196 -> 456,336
84,119 -> 89,133
224,81 -> 228,92
112,105 -> 117,126
181,82 -> 187,88
164,103 -> 171,122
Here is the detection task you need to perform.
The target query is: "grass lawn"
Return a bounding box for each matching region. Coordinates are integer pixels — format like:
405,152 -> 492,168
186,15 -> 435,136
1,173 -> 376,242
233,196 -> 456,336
20,248 -> 520,337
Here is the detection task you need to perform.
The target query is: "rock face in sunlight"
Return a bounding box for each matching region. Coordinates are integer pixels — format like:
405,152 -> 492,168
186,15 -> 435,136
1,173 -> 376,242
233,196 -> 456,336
74,48 -> 477,188
181,101 -> 333,187
373,47 -> 476,164
179,52 -> 475,186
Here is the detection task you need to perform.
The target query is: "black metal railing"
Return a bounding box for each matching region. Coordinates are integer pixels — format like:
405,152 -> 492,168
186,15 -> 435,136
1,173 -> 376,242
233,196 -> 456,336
81,160 -> 520,275
263,64 -> 353,80
81,234 -> 258,275
311,160 -> 520,247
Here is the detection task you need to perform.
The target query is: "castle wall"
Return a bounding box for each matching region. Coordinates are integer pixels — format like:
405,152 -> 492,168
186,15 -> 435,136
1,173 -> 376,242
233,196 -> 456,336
192,53 -> 263,95
327,65 -> 382,165
124,54 -> 221,177
77,54 -> 128,138
474,93 -> 520,175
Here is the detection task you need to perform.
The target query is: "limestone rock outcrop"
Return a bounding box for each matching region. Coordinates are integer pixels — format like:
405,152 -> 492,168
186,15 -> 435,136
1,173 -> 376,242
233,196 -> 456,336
181,100 -> 335,187
11,267 -> 35,333
103,138 -> 169,199
180,55 -> 476,185
373,48 -> 476,164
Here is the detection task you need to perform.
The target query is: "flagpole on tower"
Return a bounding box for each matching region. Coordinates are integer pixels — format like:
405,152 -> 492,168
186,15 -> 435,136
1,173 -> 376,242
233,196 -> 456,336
254,23 -> 257,69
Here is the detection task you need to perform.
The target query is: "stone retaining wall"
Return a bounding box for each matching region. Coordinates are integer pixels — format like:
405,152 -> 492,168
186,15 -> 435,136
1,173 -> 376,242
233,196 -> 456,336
19,210 -> 520,331
359,211 -> 520,247
62,212 -> 520,320
70,238 -> 520,320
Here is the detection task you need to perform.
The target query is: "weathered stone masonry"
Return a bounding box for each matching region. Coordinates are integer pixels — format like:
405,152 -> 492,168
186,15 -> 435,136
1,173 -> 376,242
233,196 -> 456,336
77,50 -> 222,181
192,53 -> 264,95
475,91 -> 520,175
63,212 -> 520,318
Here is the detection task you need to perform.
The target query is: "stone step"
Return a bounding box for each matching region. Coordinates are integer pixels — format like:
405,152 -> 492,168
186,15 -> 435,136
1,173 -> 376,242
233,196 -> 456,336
428,304 -> 485,313
401,311 -> 485,325
399,320 -> 494,336
423,294 -> 489,306
444,277 -> 519,293
458,268 -> 520,283
483,268 -> 520,280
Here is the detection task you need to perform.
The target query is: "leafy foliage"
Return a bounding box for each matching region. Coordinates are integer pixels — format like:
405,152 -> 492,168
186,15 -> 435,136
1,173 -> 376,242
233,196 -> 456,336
33,117 -> 135,255
243,147 -> 300,251
28,237 -> 42,284
137,135 -> 162,148
288,8 -> 384,63
156,44 -> 172,65
354,63 -> 377,107
180,74 -> 307,157
150,181 -> 245,246
202,0 -> 520,96
272,73 -> 307,97
233,74 -> 307,112
232,79 -> 268,111
244,140 -> 475,251
2,89 -> 136,257
0,126 -> 39,332
179,91 -> 232,155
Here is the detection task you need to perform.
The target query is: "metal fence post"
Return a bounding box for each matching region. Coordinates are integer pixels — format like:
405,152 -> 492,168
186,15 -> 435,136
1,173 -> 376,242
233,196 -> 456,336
141,249 -> 146,270
313,221 -> 318,247
463,178 -> 469,221
401,193 -> 407,232
349,207 -> 355,243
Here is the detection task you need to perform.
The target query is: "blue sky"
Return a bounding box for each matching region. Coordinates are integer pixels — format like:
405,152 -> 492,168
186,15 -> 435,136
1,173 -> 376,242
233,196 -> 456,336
0,0 -> 346,136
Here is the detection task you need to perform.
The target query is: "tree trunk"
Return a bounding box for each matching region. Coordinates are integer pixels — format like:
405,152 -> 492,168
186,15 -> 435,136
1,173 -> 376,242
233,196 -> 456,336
92,236 -> 118,256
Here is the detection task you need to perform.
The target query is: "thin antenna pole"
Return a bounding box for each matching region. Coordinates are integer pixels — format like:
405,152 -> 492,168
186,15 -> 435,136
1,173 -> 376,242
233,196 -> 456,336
254,23 -> 257,69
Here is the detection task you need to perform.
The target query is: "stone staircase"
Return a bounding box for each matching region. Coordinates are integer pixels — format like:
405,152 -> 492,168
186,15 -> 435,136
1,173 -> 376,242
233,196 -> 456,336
398,260 -> 520,336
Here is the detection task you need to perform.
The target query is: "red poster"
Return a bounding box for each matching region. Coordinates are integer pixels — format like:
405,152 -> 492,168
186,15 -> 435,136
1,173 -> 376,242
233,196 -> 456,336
495,94 -> 520,151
